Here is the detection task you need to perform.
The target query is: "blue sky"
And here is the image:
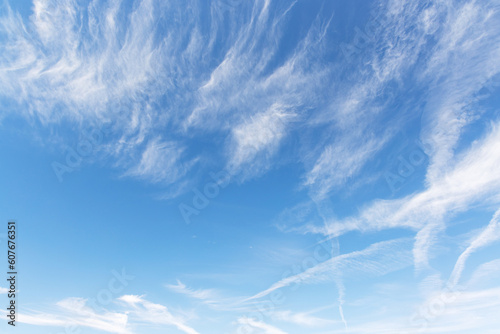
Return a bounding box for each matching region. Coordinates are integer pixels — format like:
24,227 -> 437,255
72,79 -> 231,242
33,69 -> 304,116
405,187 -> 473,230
1,0 -> 500,333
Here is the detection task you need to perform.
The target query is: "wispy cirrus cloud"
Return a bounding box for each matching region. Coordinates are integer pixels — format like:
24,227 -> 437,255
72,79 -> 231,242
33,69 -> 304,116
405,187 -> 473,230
468,259 -> 500,288
122,137 -> 193,184
0,0 -> 159,121
1,0 -> 499,195
244,238 -> 412,302
118,295 -> 200,334
15,295 -> 200,334
166,280 -> 218,303
272,310 -> 336,327
228,103 -> 296,176
0,0 -> 335,188
304,133 -> 391,199
448,209 -> 500,287
306,121 -> 500,270
237,316 -> 288,334
418,0 -> 500,186
2,1 -> 500,332
18,297 -> 130,334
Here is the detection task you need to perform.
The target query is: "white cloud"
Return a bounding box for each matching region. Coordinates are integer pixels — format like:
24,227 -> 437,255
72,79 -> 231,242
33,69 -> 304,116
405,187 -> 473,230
237,316 -> 288,334
166,280 -> 218,302
307,122 -> 500,270
468,259 -> 500,288
0,0 -> 159,121
418,0 -> 500,186
17,295 -> 200,334
228,103 -> 295,175
123,137 -> 192,184
409,287 -> 500,334
20,297 -> 130,334
118,294 -> 200,334
304,133 -> 391,199
316,286 -> 500,334
2,1 -> 500,333
0,0 -> 337,188
244,238 -> 412,302
448,209 -> 500,287
272,310 -> 336,327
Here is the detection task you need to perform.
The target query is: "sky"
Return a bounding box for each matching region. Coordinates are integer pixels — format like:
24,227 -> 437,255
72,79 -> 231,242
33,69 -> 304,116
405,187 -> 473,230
0,0 -> 500,333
